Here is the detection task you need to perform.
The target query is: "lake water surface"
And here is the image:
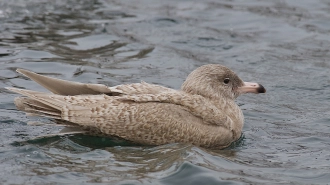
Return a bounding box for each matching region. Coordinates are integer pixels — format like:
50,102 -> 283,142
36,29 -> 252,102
0,0 -> 330,184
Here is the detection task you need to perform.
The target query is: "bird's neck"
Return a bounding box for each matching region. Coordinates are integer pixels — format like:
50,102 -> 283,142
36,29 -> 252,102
213,96 -> 244,140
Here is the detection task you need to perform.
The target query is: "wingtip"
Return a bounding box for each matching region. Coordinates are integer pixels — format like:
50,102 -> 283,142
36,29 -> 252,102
16,68 -> 34,76
16,68 -> 24,74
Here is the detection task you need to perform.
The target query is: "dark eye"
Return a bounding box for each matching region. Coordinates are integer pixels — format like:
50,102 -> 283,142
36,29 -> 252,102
223,78 -> 230,84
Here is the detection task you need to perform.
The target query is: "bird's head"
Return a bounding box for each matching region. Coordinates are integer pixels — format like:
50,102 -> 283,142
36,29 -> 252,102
181,64 -> 266,100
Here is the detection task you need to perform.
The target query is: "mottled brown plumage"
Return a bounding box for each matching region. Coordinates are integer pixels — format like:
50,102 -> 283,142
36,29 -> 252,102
6,64 -> 265,149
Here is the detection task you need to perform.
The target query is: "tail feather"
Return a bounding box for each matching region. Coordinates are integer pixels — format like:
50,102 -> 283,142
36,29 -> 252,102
14,97 -> 62,118
7,87 -> 96,126
25,107 -> 61,117
15,97 -> 55,111
7,87 -> 66,118
6,85 -> 107,138
7,87 -> 69,112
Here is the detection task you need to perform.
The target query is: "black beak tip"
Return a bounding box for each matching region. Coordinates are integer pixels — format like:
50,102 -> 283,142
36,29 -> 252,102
257,84 -> 266,93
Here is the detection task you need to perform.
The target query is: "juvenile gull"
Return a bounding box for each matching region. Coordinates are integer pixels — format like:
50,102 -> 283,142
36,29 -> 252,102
6,64 -> 265,149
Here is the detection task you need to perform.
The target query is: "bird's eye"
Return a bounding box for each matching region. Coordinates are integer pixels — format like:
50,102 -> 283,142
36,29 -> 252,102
223,78 -> 230,84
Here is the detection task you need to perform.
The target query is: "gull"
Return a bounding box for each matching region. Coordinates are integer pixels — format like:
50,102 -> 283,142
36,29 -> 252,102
6,64 -> 266,149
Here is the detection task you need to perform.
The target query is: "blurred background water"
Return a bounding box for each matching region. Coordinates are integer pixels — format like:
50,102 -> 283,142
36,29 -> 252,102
0,0 -> 330,184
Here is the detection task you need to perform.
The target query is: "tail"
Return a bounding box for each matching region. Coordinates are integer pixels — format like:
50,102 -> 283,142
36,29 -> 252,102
7,87 -> 62,119
6,87 -> 89,119
6,87 -> 91,137
15,96 -> 61,119
6,87 -> 101,127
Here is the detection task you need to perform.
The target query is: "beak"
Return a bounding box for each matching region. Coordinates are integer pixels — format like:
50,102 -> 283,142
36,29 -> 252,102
238,82 -> 266,94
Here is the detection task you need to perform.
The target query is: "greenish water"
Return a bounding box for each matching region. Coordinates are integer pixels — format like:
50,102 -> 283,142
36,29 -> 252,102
1,0 -> 330,184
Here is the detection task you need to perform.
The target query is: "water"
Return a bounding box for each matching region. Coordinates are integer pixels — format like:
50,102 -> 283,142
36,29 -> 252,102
0,0 -> 330,184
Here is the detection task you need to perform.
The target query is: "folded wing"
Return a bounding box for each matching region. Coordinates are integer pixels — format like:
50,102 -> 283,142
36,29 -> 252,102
16,69 -> 175,96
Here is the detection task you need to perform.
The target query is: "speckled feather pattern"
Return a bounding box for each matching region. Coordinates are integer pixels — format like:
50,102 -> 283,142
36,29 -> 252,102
7,64 -> 263,149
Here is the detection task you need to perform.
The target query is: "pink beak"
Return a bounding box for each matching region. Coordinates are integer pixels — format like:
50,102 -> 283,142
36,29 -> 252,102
238,82 -> 266,94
